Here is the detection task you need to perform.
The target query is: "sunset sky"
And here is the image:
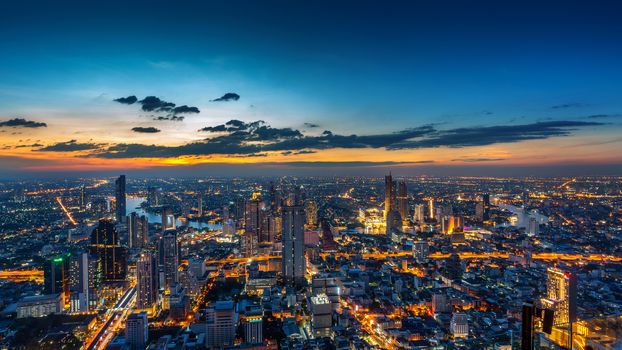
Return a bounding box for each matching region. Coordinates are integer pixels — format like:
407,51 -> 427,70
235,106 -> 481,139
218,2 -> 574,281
1,0 -> 621,177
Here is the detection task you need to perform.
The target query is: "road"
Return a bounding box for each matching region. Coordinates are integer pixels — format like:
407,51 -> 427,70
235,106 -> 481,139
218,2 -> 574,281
83,287 -> 136,350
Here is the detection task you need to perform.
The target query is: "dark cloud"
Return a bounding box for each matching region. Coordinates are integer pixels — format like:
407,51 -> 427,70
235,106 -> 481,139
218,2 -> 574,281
0,118 -> 47,128
211,92 -> 240,102
91,119 -> 601,159
132,127 -> 161,133
113,95 -> 138,104
551,102 -> 587,109
38,140 -> 103,152
14,143 -> 44,148
304,123 -> 320,128
153,116 -> 185,121
586,114 -> 620,119
138,96 -> 176,112
172,105 -> 200,114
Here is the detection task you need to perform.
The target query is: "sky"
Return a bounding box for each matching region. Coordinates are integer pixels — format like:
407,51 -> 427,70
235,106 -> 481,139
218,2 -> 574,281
1,0 -> 622,178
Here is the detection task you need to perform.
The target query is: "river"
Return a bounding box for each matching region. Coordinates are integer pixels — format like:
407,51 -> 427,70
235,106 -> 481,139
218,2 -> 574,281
126,197 -> 221,230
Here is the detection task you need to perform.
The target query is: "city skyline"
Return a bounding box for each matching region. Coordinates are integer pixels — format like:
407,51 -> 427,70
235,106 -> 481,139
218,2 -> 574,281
2,0 -> 622,178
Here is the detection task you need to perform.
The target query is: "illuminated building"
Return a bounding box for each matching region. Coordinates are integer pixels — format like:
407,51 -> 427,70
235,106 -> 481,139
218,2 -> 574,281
147,186 -> 160,206
125,311 -> 148,350
482,193 -> 491,220
242,309 -> 263,345
115,175 -> 126,222
127,212 -> 148,248
397,181 -> 408,222
441,215 -> 464,234
428,198 -> 434,219
432,293 -> 451,315
282,202 -> 305,285
159,230 -> 179,289
475,202 -> 484,222
68,252 -> 91,312
44,254 -> 70,306
450,313 -> 469,338
541,267 -> 577,325
384,173 -> 396,219
305,199 -> 318,229
161,207 -> 176,232
136,252 -> 158,310
197,194 -> 203,217
386,209 -> 402,238
310,293 -> 333,337
414,204 -> 426,223
527,216 -> 540,236
16,294 -> 62,319
205,301 -> 238,349
79,185 -> 86,211
413,240 -> 429,263
89,219 -> 127,282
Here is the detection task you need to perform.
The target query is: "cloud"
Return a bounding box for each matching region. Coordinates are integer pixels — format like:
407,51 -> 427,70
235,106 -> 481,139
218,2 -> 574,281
38,140 -> 103,152
138,96 -> 176,112
451,157 -> 506,162
304,123 -> 320,128
132,127 -> 161,133
172,105 -> 200,114
90,119 -> 602,159
551,102 -> 587,109
154,116 -> 185,121
586,114 -> 621,119
211,92 -> 240,102
113,96 -> 138,104
14,143 -> 44,148
0,118 -> 47,128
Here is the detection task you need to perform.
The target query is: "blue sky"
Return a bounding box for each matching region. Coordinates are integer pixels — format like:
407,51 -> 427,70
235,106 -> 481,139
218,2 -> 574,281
0,0 -> 621,176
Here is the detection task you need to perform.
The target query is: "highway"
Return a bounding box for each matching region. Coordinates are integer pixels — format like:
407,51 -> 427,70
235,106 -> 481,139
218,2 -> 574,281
84,287 -> 136,350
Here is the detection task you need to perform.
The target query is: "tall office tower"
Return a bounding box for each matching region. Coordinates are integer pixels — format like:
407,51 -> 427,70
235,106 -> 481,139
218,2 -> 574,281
450,313 -> 469,338
384,173 -> 396,219
243,310 -> 263,345
197,194 -> 203,217
68,252 -> 91,312
269,214 -> 282,243
305,199 -> 318,229
245,192 -> 262,232
115,175 -> 126,222
269,181 -> 280,214
385,209 -> 402,237
282,204 -> 306,285
443,253 -> 463,281
441,216 -> 464,234
397,181 -> 408,221
310,294 -> 332,337
147,186 -> 160,206
541,267 -> 577,325
161,207 -> 176,232
414,204 -> 426,223
127,212 -> 141,248
413,240 -> 429,263
159,230 -> 179,290
136,252 -> 158,310
235,198 -> 246,229
475,201 -> 485,222
205,301 -> 238,349
125,311 -> 148,350
44,254 -> 70,305
482,193 -> 491,220
527,217 -> 540,236
428,198 -> 434,219
89,219 -> 127,282
432,293 -> 451,314
79,185 -> 86,211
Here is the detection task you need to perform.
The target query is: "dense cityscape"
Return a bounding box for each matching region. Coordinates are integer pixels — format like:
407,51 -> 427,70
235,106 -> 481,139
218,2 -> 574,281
0,175 -> 620,349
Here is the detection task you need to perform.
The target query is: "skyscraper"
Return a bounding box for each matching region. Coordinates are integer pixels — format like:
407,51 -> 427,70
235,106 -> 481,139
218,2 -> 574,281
89,219 -> 127,282
482,193 -> 491,220
305,199 -> 318,229
397,181 -> 408,222
282,203 -> 305,285
136,252 -> 158,310
384,173 -> 396,219
44,254 -> 70,305
125,311 -> 148,350
205,301 -> 238,349
413,240 -> 429,263
197,194 -> 203,217
127,212 -> 148,248
79,185 -> 86,211
414,204 -> 426,223
115,175 -> 126,222
541,267 -> 577,325
159,230 -> 179,290
68,252 -> 91,312
161,207 -> 176,232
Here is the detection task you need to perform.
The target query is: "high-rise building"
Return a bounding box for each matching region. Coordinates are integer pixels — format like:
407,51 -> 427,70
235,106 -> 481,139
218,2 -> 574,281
159,230 -> 179,290
125,311 -> 148,350
397,181 -> 408,222
541,267 -> 577,325
443,253 -> 463,281
89,219 -> 127,282
68,252 -> 91,312
147,186 -> 160,206
527,216 -> 540,236
413,204 -> 426,223
441,216 -> 464,234
282,204 -> 305,285
482,193 -> 491,220
136,252 -> 158,310
161,207 -> 176,232
79,185 -> 86,211
44,254 -> 70,305
475,201 -> 485,222
384,173 -> 396,219
413,240 -> 429,263
115,175 -> 126,222
197,194 -> 203,217
127,212 -> 148,248
310,293 -> 332,337
386,209 -> 402,237
428,198 -> 434,219
305,199 -> 318,229
205,301 -> 238,349
242,309 -> 263,345
450,313 -> 469,338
